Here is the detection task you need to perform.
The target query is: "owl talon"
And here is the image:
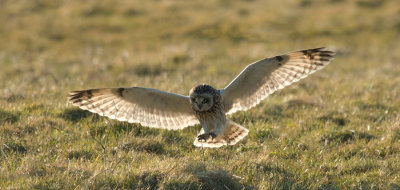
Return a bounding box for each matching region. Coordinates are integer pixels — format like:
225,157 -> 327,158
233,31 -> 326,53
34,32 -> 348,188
198,133 -> 217,142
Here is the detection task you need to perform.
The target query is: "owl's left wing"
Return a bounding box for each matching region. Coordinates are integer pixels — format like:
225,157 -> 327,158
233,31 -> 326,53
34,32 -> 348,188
221,47 -> 335,115
68,87 -> 199,130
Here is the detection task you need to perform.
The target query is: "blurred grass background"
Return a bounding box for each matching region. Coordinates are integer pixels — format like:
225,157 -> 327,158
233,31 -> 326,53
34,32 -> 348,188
0,0 -> 400,189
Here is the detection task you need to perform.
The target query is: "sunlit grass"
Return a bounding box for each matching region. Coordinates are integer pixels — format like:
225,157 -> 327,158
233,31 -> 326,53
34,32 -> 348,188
1,0 -> 400,189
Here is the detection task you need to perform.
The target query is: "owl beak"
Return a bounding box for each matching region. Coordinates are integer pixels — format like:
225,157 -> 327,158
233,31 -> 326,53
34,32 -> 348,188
198,103 -> 202,110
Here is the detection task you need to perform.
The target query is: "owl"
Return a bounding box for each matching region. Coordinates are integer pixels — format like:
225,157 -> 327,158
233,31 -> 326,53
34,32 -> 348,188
69,47 -> 335,148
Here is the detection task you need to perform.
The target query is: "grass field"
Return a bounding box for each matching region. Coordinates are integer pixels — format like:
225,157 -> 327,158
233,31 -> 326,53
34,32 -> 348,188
1,0 -> 400,189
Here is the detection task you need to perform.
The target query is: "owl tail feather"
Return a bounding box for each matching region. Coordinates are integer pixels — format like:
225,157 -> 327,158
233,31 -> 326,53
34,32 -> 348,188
193,120 -> 249,148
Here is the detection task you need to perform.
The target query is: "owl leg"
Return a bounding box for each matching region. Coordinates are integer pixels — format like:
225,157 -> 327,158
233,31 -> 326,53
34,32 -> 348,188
202,123 -> 210,134
198,123 -> 219,142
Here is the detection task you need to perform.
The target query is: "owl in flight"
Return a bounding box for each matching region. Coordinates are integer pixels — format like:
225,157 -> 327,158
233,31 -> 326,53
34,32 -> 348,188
69,47 -> 335,148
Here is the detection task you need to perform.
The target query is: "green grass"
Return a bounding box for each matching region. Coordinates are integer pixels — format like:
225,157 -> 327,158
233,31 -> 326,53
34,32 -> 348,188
1,0 -> 400,189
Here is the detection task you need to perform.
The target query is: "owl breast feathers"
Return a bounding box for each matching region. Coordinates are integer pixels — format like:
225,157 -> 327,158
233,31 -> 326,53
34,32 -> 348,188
69,47 -> 335,148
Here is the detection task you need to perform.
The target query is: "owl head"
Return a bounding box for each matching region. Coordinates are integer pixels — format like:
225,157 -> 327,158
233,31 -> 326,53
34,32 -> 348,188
189,84 -> 217,112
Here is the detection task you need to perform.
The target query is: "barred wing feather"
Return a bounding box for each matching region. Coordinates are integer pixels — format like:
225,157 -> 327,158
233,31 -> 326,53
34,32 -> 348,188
68,87 -> 199,130
222,47 -> 335,115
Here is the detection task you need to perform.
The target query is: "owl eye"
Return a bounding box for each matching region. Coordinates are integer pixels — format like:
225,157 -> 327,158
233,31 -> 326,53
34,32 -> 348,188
202,99 -> 208,103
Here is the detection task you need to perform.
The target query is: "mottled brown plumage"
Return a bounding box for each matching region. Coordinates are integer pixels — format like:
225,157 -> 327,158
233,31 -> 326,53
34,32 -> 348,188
68,47 -> 335,148
189,84 -> 247,147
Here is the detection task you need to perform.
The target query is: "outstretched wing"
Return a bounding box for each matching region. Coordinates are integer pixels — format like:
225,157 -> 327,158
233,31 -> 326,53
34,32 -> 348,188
68,87 -> 199,130
221,47 -> 335,115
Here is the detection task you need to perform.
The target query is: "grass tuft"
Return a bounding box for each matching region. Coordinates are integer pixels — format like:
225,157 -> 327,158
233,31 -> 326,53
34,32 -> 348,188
121,139 -> 166,155
321,130 -> 375,145
59,108 -> 99,123
0,110 -> 19,124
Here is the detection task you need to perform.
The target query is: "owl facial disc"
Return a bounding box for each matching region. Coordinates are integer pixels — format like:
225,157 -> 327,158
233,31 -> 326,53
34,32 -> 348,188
189,84 -> 217,112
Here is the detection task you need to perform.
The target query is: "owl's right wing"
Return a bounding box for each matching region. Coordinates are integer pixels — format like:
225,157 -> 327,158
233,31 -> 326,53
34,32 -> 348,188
68,87 -> 199,130
221,47 -> 335,115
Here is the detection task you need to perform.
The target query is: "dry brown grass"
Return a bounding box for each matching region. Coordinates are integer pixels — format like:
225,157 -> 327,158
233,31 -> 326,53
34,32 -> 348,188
1,0 -> 400,189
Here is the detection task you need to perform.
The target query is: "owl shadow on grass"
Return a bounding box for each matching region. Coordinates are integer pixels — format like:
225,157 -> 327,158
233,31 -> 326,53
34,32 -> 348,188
168,163 -> 255,190
176,160 -> 324,189
93,163 -> 253,189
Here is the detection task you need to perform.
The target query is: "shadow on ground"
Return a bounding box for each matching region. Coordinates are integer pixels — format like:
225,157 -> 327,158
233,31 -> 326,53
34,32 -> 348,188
173,163 -> 254,190
91,162 -> 254,189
